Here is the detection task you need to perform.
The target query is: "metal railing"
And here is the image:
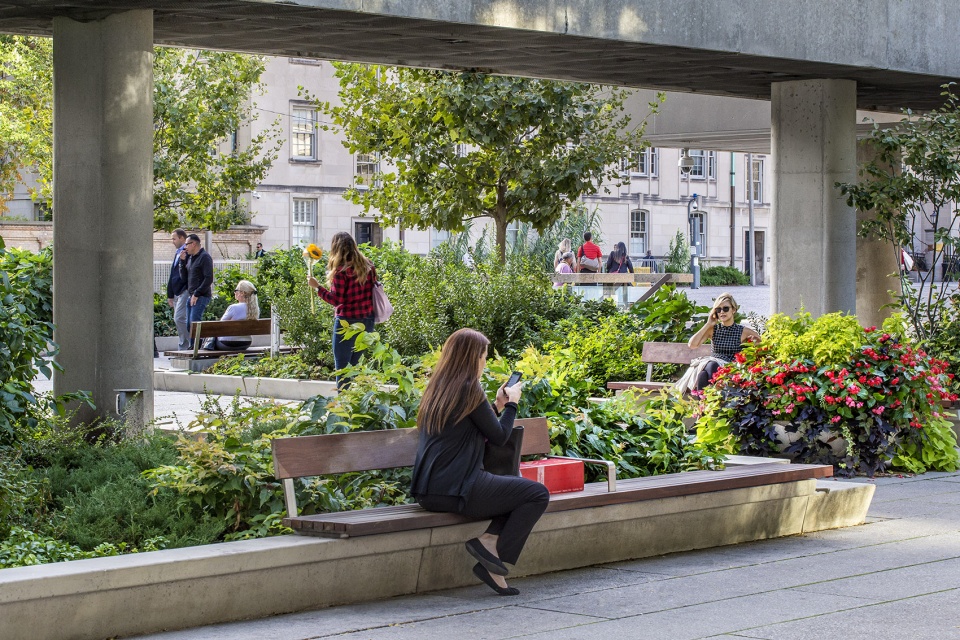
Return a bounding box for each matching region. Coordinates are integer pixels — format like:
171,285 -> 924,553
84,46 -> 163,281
153,259 -> 259,295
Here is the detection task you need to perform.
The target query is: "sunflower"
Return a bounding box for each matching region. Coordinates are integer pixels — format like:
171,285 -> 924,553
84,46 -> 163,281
305,243 -> 323,260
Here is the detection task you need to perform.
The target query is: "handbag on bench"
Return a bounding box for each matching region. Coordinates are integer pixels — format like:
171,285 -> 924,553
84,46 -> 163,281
482,425 -> 524,476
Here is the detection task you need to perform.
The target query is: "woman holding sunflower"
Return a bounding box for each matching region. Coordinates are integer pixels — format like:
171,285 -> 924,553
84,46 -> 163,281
307,232 -> 378,388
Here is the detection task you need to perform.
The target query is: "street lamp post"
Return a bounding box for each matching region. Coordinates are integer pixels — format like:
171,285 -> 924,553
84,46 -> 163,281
688,193 -> 700,289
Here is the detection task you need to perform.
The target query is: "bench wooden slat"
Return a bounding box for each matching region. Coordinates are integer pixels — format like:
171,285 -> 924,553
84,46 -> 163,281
162,345 -> 296,359
283,462 -> 832,537
190,318 -> 272,339
271,417 -> 550,479
606,381 -> 670,391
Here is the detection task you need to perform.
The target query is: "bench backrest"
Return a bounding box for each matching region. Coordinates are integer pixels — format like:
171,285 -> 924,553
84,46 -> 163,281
271,417 -> 550,480
641,341 -> 713,383
641,341 -> 712,365
190,318 -> 272,339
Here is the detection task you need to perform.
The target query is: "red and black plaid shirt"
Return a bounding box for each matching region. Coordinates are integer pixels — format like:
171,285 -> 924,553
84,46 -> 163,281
317,266 -> 376,318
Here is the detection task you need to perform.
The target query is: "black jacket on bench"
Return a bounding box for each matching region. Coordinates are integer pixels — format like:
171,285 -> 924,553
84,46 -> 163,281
411,400 -> 517,505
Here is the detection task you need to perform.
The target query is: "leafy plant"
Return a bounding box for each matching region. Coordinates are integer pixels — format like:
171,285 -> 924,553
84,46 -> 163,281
696,312 -> 960,476
664,230 -> 691,273
207,352 -> 334,381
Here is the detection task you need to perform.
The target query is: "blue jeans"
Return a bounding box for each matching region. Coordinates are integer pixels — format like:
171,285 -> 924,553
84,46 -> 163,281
188,295 -> 211,328
333,316 -> 375,388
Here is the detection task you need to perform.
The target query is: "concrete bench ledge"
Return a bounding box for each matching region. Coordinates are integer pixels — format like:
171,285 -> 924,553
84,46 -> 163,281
153,370 -> 338,400
0,475 -> 874,640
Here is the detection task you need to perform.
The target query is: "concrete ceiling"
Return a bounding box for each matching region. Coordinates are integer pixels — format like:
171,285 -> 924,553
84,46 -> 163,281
1,1 -> 958,113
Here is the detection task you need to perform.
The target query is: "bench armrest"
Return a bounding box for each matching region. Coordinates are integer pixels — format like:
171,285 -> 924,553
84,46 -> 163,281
547,455 -> 616,492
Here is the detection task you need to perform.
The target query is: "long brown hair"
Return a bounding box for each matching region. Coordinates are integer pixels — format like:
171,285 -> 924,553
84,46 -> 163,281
417,329 -> 490,435
326,232 -> 372,288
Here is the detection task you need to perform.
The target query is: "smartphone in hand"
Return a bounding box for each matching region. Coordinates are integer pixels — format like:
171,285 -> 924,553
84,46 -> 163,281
506,371 -> 523,387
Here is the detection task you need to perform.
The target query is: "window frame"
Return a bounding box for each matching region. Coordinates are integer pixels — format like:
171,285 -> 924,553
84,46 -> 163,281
629,208 -> 649,256
290,105 -> 318,161
749,156 -> 764,203
291,198 -> 318,246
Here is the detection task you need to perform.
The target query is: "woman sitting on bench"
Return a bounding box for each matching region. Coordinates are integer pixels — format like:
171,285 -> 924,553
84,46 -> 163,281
203,279 -> 259,351
687,292 -> 759,390
411,328 -> 549,596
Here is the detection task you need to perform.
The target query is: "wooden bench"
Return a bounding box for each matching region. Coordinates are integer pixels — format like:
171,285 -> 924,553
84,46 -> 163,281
271,417 -> 833,538
162,317 -> 294,360
607,341 -> 712,393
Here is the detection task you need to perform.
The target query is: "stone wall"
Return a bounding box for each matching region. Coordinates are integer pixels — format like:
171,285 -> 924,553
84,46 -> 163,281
0,222 -> 265,261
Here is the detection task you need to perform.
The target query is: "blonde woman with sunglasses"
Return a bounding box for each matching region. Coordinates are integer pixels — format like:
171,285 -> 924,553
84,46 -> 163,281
686,292 -> 760,391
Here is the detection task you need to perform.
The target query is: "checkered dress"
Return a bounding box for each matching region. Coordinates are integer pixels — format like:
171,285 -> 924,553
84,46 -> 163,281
317,266 -> 376,318
711,323 -> 745,363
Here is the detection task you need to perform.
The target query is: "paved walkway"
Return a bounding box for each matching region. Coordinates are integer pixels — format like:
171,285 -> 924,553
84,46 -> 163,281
134,471 -> 960,640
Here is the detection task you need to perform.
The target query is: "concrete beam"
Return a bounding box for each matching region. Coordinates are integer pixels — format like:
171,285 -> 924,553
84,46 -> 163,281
771,79 -> 858,317
52,11 -> 154,425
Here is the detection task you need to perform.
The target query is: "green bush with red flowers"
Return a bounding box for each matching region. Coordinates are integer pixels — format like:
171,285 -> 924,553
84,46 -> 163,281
695,312 -> 959,477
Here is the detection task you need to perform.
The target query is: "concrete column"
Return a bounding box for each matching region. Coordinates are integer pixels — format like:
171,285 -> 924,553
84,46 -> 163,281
52,11 -> 154,426
855,141 -> 901,328
771,79 -> 857,317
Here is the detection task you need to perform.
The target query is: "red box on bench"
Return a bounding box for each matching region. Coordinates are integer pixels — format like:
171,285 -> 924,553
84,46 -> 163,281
519,458 -> 584,494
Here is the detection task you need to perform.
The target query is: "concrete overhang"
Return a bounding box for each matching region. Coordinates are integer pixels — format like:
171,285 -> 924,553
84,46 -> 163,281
0,0 -> 958,113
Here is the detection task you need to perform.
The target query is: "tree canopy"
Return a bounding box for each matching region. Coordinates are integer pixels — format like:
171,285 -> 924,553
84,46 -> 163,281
314,64 -> 662,261
0,37 -> 281,231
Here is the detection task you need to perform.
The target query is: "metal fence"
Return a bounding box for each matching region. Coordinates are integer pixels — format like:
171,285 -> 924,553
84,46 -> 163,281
153,260 -> 259,295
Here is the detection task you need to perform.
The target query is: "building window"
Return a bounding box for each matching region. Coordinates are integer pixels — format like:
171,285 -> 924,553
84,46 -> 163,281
621,148 -> 659,177
685,150 -> 716,180
291,107 -> 317,160
629,209 -> 648,255
33,202 -> 52,222
354,220 -> 382,247
690,211 -> 707,254
431,228 -> 451,250
292,198 -> 317,246
355,153 -> 380,184
749,157 -> 764,203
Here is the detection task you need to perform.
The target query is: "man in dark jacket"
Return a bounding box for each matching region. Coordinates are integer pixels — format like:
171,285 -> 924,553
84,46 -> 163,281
178,233 -> 214,328
166,229 -> 190,349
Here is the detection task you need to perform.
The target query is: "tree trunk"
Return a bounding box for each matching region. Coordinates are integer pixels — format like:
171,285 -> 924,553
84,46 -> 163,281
495,183 -> 508,264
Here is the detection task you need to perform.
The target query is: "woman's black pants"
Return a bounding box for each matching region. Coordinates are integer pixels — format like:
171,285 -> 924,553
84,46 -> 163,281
418,472 -> 549,566
695,359 -> 722,391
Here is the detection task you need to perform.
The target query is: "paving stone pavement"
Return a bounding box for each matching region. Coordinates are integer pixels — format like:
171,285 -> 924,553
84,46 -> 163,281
133,471 -> 960,640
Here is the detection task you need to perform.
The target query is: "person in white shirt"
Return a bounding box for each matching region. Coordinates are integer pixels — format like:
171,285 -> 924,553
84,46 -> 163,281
204,280 -> 260,350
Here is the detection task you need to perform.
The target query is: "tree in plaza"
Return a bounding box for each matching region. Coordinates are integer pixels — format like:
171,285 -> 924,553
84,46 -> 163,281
837,84 -> 960,342
0,37 -> 281,230
0,36 -> 53,214
314,64 -> 662,262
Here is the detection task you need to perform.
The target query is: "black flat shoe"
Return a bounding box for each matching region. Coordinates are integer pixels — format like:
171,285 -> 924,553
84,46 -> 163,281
465,538 -> 508,576
472,563 -> 519,596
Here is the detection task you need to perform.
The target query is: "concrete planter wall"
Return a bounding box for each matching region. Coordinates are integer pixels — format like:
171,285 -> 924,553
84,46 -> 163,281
154,370 -> 338,401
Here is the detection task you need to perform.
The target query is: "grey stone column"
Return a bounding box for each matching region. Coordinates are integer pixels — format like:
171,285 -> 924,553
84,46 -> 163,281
856,141 -> 901,328
52,11 -> 154,426
771,79 -> 857,317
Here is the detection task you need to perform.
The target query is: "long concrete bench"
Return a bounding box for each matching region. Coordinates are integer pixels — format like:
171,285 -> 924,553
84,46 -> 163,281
0,423 -> 876,640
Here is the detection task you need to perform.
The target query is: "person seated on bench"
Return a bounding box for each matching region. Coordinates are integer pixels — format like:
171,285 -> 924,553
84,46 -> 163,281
202,280 -> 259,350
411,328 -> 549,597
686,292 -> 759,391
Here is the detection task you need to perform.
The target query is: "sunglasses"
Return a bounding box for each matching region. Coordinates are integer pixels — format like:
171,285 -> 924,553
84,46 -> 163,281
716,306 -> 732,313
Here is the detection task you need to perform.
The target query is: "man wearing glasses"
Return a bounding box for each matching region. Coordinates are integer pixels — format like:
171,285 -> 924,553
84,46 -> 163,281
178,233 -> 215,329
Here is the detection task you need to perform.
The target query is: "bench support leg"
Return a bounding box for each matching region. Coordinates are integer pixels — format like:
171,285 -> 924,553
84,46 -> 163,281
282,478 -> 297,518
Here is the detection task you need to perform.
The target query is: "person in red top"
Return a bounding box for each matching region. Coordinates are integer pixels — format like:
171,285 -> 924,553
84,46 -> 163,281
576,231 -> 603,285
308,232 -> 377,388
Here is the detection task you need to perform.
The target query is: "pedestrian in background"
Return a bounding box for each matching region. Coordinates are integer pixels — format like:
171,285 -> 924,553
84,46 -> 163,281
307,232 -> 377,388
166,228 -> 190,350
553,238 -> 572,269
178,233 -> 214,329
606,241 -> 634,273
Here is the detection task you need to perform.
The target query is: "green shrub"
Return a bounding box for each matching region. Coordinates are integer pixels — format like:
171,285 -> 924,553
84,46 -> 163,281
664,231 -> 691,273
153,293 -> 177,336
207,352 -> 334,380
700,265 -> 750,286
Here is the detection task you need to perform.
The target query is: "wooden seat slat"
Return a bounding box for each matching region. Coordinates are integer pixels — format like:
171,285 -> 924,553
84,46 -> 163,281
283,463 -> 832,537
